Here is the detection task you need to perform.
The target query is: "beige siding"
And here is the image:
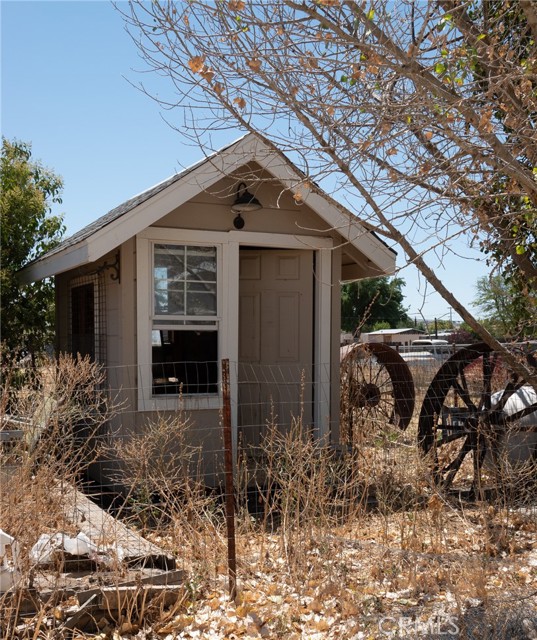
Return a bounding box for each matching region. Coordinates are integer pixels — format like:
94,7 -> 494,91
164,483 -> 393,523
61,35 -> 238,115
103,408 -> 224,489
55,272 -> 70,354
155,168 -> 333,237
330,246 -> 343,445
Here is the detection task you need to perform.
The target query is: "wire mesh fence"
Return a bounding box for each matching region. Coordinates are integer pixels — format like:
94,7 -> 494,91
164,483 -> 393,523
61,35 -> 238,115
2,346 -> 537,638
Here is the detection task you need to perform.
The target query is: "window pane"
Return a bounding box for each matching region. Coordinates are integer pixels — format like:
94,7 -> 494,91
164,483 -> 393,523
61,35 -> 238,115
154,244 -> 216,316
186,283 -> 217,315
152,330 -> 218,395
164,285 -> 185,315
155,246 -> 185,277
186,247 -> 217,282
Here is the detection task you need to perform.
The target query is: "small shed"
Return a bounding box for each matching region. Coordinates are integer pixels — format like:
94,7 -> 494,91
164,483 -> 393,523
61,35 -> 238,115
20,134 -> 396,485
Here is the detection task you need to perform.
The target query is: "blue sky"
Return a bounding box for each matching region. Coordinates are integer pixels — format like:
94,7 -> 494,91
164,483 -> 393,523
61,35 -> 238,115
1,1 -> 489,322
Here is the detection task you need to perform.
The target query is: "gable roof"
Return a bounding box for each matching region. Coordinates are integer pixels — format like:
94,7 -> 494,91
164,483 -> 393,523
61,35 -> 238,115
19,134 -> 395,283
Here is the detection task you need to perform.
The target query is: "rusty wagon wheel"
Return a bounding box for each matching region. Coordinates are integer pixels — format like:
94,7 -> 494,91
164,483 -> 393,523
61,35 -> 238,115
418,343 -> 537,496
340,343 -> 415,443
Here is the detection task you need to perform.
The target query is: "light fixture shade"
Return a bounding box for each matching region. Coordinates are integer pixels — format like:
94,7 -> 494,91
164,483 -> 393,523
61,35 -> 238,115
231,182 -> 262,213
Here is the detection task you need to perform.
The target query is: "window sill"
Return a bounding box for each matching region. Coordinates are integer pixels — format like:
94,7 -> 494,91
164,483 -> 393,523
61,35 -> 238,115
139,394 -> 221,412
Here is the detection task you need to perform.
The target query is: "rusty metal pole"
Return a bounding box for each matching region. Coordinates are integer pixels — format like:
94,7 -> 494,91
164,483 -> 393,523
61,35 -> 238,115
221,358 -> 237,600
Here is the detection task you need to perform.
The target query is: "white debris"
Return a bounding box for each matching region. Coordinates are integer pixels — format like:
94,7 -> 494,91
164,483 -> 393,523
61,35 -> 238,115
0,529 -> 20,592
62,531 -> 96,556
30,532 -> 98,565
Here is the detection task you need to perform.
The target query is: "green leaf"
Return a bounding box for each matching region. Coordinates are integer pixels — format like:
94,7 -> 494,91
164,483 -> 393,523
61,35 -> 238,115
516,245 -> 526,255
438,13 -> 453,32
366,8 -> 374,20
435,62 -> 446,74
476,33 -> 486,41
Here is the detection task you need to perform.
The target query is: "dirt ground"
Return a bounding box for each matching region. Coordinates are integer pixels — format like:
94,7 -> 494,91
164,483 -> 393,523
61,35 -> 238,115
6,500 -> 537,640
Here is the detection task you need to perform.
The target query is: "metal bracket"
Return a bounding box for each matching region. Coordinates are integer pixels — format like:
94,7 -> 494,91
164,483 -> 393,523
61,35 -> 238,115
96,250 -> 120,283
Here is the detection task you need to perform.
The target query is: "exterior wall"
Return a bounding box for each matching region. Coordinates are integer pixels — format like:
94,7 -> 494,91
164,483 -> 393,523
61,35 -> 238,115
55,246 -> 224,487
55,272 -> 70,355
155,169 -> 334,237
330,246 -> 343,445
101,409 -> 224,492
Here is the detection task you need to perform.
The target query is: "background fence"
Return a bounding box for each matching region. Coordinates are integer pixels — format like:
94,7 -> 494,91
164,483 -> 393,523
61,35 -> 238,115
2,346 -> 537,638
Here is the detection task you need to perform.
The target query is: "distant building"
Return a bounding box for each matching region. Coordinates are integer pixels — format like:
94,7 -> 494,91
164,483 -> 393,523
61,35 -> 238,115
359,328 -> 426,346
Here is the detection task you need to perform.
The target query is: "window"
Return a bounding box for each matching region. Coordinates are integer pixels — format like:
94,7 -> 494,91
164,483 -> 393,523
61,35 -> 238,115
151,244 -> 218,396
70,275 -> 101,361
71,283 -> 95,359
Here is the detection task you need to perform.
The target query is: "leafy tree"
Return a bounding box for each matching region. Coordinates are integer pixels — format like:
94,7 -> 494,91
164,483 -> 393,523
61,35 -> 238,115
467,2 -> 537,322
474,274 -> 536,339
432,319 -> 454,333
0,139 -> 65,361
341,277 -> 410,333
447,326 -> 478,345
121,0 -> 537,386
371,321 -> 390,331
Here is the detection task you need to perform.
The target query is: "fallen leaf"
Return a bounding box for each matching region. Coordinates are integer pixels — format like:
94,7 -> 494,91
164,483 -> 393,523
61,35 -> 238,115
267,594 -> 284,604
308,598 -> 323,613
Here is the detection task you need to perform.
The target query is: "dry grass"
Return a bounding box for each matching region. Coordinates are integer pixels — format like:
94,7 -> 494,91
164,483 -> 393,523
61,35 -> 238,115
2,356 -> 537,638
0,354 -> 119,638
107,407 -> 228,582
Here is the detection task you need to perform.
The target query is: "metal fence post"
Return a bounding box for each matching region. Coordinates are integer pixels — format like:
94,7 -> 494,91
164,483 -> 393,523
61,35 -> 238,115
221,358 -> 237,600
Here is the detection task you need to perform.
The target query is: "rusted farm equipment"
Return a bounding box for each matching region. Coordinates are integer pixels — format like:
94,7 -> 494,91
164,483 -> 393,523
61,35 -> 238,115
418,343 -> 537,494
340,342 -> 415,441
341,341 -> 537,494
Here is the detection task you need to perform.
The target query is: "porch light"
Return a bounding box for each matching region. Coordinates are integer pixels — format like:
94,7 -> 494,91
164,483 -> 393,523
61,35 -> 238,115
231,182 -> 262,229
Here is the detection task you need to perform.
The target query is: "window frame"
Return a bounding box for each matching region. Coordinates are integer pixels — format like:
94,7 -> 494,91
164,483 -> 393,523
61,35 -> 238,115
152,243 -> 218,320
137,229 -> 226,411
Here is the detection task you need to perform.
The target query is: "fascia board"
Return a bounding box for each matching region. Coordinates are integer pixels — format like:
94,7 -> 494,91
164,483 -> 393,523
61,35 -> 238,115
307,194 -> 395,274
18,243 -> 90,284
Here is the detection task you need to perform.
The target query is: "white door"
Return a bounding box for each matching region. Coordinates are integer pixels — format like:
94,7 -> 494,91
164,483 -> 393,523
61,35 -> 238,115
238,249 -> 314,451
